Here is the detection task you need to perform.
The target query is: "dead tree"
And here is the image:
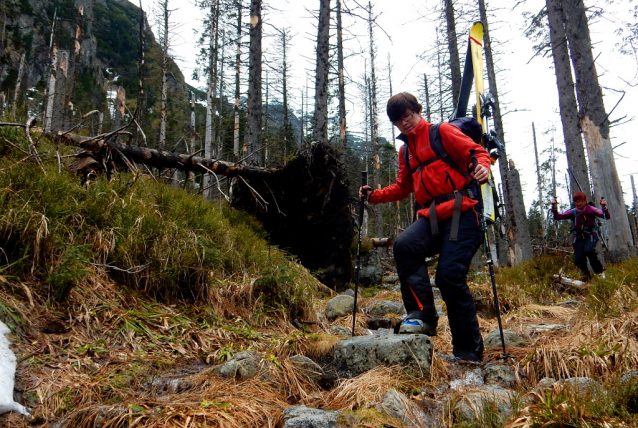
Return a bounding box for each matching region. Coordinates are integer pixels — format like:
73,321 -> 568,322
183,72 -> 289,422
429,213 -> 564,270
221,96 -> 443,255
562,0 -> 635,261
246,0 -> 262,164
233,0 -> 243,157
312,0 -> 330,145
443,0 -> 462,104
336,0 -> 347,150
367,2 -> 382,239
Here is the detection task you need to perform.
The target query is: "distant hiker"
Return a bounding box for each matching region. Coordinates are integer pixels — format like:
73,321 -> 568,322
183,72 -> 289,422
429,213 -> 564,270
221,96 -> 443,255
551,192 -> 610,280
359,92 -> 490,362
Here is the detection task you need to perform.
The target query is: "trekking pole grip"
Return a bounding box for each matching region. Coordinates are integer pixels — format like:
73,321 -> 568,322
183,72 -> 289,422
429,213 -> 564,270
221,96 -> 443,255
469,149 -> 478,176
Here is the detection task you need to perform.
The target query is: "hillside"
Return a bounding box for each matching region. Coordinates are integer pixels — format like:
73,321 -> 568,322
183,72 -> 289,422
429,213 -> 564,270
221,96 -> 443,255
1,129 -> 638,427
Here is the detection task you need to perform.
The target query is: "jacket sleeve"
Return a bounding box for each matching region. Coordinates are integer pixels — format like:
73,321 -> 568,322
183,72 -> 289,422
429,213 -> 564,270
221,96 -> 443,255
368,144 -> 414,204
552,208 -> 574,220
591,205 -> 611,219
438,123 -> 490,175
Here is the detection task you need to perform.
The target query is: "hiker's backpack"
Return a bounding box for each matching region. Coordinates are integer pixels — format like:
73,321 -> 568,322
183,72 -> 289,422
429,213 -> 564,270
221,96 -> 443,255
570,202 -> 600,241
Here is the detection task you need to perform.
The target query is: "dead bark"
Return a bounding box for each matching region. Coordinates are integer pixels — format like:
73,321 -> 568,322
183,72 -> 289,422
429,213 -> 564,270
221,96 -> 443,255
553,274 -> 588,291
246,0 -> 262,164
11,53 -> 25,117
443,0 -> 461,104
336,0 -> 346,150
312,0 -> 330,145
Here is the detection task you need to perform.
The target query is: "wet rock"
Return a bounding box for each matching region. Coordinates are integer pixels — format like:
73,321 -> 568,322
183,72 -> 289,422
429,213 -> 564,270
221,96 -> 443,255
536,377 -> 557,390
325,295 -> 355,321
377,389 -> 434,428
455,384 -> 515,422
365,300 -> 405,317
484,329 -> 529,349
484,363 -> 517,388
366,318 -> 394,330
333,334 -> 433,378
212,351 -> 275,381
283,405 -> 340,428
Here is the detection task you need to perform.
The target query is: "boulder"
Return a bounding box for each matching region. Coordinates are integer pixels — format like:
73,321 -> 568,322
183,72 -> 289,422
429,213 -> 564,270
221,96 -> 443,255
376,389 -> 435,428
359,249 -> 383,286
620,369 -> 638,385
212,351 -> 275,381
557,377 -> 601,399
455,384 -> 515,422
290,355 -> 331,387
325,295 -> 355,321
484,363 -> 517,388
283,406 -> 340,428
333,334 -> 433,378
366,318 -> 394,330
483,329 -> 529,349
328,325 -> 351,336
366,300 -> 405,317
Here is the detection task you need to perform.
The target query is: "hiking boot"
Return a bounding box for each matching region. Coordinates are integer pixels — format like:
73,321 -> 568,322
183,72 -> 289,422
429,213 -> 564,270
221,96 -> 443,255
397,319 -> 437,336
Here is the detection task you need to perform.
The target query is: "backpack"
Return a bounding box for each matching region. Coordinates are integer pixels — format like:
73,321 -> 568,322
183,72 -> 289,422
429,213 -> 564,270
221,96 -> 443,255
402,116 -> 483,177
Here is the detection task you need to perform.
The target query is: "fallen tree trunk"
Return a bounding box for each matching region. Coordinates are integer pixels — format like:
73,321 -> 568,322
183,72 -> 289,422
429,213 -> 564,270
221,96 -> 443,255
553,274 -> 588,291
56,131 -> 355,290
57,131 -> 272,179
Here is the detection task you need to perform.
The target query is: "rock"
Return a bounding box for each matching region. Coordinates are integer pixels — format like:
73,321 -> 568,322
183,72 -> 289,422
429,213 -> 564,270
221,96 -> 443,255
376,389 -> 435,428
557,377 -> 601,399
450,368 -> 484,391
290,355 -> 330,387
212,351 -> 275,381
484,363 -> 517,388
524,323 -> 567,334
333,334 -> 433,378
366,300 -> 405,317
329,325 -> 351,336
325,295 -> 355,321
382,274 -> 399,284
483,329 -> 529,349
620,370 -> 638,385
0,321 -> 29,416
366,318 -> 394,330
359,249 -> 383,286
454,384 -> 515,422
283,405 -> 340,428
536,377 -> 556,390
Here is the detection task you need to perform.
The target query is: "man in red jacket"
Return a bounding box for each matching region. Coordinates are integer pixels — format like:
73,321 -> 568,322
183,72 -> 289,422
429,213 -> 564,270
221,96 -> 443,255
360,93 -> 490,361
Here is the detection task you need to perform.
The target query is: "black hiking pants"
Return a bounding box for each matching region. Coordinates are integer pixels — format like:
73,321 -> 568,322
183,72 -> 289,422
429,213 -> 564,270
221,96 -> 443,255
393,209 -> 484,358
573,235 -> 603,276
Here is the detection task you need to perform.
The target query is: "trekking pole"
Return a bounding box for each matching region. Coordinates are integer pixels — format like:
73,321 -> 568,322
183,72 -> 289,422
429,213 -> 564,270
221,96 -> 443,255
470,150 -> 513,360
352,171 -> 367,336
535,207 -> 552,270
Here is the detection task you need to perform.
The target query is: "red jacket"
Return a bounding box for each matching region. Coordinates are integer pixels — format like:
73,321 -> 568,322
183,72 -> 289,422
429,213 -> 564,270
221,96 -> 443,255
369,118 -> 491,221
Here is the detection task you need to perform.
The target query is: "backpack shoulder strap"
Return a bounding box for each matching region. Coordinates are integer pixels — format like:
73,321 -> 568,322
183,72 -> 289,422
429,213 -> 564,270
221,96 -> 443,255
429,123 -> 470,180
402,143 -> 414,174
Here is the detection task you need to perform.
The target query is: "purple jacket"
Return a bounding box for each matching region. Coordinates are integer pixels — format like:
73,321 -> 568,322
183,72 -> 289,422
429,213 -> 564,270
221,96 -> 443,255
553,203 -> 610,232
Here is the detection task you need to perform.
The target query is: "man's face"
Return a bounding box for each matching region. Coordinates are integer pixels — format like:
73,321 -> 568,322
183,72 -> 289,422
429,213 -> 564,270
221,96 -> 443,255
393,110 -> 421,134
574,198 -> 587,209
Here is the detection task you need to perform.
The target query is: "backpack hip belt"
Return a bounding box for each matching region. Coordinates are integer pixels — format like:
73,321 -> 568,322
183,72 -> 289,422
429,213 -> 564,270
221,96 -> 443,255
427,187 -> 478,242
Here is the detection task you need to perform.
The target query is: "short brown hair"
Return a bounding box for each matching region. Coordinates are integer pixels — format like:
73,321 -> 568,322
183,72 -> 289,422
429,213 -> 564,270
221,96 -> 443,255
572,191 -> 587,202
387,92 -> 422,122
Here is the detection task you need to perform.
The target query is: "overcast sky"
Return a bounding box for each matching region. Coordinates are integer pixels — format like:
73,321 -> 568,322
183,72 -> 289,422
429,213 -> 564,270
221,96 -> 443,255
133,0 -> 638,211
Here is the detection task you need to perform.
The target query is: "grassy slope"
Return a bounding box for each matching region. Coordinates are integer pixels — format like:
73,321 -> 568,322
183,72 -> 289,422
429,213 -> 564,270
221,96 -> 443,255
1,128 -> 638,427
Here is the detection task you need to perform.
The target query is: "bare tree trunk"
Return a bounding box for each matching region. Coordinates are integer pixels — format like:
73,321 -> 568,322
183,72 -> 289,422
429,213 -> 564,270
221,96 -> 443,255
216,28 -> 225,158
246,0 -> 262,164
532,122 -> 544,222
204,0 -> 218,197
422,73 -> 431,123
336,0 -> 346,150
136,3 -> 147,145
546,0 -> 590,200
367,2 -> 382,239
631,175 -> 637,246
113,86 -> 126,132
158,0 -> 171,150
233,0 -> 242,157
562,0 -> 635,261
279,29 -> 291,160
11,52 -> 25,117
436,32 -> 444,122
52,49 -> 69,132
0,92 -> 5,117
479,0 -> 533,265
312,0 -> 330,145
443,0 -> 461,105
